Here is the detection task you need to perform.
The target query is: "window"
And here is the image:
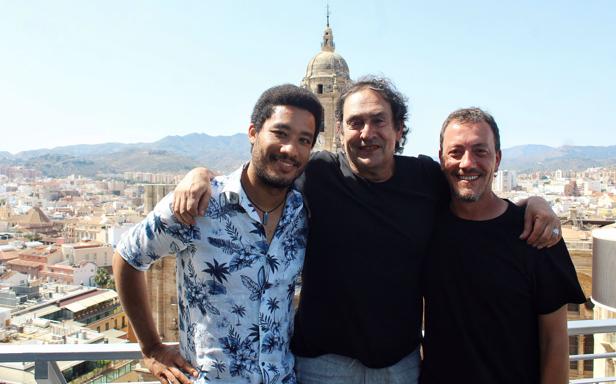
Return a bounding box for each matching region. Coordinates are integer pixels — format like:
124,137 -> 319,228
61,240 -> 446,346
569,335 -> 578,370
317,84 -> 323,94
583,336 -> 594,372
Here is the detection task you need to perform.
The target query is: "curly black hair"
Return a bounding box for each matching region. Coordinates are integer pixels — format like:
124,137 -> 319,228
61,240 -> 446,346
250,84 -> 324,147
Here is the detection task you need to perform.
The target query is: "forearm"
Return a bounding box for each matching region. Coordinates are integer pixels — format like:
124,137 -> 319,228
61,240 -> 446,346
112,251 -> 161,356
539,307 -> 569,384
540,339 -> 568,383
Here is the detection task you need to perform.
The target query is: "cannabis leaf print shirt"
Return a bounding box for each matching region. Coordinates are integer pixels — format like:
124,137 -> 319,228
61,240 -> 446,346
117,166 -> 307,384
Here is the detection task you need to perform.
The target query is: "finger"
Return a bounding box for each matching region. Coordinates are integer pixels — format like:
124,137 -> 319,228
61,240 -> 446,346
175,355 -> 199,378
535,222 -> 555,249
177,194 -> 196,226
525,217 -> 548,248
186,190 -> 199,217
545,223 -> 562,248
172,194 -> 180,218
173,193 -> 186,225
197,190 -> 210,217
156,370 -> 174,384
168,367 -> 192,384
519,211 -> 534,240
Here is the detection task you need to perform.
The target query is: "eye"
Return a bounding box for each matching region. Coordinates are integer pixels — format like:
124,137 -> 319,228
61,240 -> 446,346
448,149 -> 463,159
272,130 -> 286,138
373,117 -> 386,127
347,119 -> 364,130
299,137 -> 312,146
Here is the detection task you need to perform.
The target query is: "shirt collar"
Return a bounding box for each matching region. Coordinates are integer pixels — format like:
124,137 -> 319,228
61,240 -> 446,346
219,163 -> 305,220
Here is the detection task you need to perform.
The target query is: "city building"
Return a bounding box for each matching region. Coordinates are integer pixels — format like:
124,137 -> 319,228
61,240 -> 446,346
61,240 -> 113,267
301,16 -> 351,152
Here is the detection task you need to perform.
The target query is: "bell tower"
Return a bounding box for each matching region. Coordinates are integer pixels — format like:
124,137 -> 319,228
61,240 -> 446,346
302,9 -> 351,152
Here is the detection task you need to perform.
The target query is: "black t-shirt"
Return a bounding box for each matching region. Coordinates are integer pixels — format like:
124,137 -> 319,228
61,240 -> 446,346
421,201 -> 586,384
291,151 -> 447,368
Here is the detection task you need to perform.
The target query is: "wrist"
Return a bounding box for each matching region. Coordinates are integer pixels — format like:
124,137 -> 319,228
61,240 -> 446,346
140,339 -> 163,357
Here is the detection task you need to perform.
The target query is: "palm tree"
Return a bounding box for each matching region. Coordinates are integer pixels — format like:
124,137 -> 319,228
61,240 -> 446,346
231,304 -> 246,326
266,297 -> 280,320
203,259 -> 231,283
265,254 -> 279,273
212,359 -> 226,379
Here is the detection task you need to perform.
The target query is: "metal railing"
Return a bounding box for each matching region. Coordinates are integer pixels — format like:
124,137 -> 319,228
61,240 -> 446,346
568,319 -> 616,384
0,319 -> 615,384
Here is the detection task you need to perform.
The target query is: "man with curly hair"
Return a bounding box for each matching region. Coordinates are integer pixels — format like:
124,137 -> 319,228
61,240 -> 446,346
113,84 -> 322,384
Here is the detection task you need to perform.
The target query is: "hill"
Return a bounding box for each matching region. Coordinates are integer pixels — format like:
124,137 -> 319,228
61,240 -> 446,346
3,137 -> 616,177
2,133 -> 250,177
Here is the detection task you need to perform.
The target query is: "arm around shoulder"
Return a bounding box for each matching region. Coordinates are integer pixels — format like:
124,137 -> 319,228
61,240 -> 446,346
518,196 -> 561,249
173,167 -> 214,226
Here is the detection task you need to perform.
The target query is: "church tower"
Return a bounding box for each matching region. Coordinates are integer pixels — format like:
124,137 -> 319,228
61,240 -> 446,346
302,11 -> 351,152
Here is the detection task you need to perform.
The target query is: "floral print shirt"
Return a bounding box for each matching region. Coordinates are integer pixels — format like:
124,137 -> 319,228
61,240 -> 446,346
117,166 -> 307,383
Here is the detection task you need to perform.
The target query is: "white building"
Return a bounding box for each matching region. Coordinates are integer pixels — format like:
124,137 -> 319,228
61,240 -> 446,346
73,261 -> 97,286
61,242 -> 113,267
493,170 -> 517,193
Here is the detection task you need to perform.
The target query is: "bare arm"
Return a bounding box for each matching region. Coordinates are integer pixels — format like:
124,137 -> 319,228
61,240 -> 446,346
113,252 -> 197,384
538,305 -> 569,384
173,167 -> 213,225
518,196 -> 562,249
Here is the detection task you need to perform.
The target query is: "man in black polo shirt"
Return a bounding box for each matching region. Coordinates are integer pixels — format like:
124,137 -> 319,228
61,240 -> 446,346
172,77 -> 562,383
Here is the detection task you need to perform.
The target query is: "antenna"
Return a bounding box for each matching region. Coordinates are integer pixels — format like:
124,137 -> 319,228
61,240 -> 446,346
326,3 -> 330,27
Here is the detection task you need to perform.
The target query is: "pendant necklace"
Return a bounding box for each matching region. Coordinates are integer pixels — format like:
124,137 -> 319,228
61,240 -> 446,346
242,184 -> 286,225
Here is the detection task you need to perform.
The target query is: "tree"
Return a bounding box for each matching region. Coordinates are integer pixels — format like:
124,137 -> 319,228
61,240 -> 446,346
94,268 -> 114,289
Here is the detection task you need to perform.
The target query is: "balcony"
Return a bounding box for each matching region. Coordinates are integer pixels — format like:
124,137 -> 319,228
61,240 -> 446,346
0,319 -> 615,384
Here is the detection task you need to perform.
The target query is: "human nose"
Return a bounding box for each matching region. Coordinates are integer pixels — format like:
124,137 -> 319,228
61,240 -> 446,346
359,122 -> 376,141
459,150 -> 476,169
280,141 -> 299,158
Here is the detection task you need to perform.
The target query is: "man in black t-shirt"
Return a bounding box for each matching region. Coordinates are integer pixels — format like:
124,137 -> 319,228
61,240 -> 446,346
421,108 -> 585,384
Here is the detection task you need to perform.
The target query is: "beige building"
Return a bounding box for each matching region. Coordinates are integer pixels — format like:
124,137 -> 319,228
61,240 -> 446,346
62,240 -> 113,267
144,184 -> 175,214
302,18 -> 351,152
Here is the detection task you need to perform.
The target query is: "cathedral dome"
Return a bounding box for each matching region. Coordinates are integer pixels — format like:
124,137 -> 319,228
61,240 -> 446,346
303,26 -> 350,80
305,50 -> 349,78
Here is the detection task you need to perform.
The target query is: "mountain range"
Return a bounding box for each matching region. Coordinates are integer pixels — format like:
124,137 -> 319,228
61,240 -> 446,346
1,135 -> 615,177
0,133 -> 251,177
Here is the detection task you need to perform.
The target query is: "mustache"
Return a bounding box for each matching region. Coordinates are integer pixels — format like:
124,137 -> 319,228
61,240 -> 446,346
456,168 -> 485,176
270,153 -> 300,167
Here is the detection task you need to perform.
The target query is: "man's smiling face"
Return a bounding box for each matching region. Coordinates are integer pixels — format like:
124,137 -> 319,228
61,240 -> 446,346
439,120 -> 501,204
339,88 -> 402,182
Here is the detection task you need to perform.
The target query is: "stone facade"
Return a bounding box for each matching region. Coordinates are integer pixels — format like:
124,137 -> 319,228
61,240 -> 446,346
302,21 -> 351,152
140,184 -> 179,342
146,255 -> 178,342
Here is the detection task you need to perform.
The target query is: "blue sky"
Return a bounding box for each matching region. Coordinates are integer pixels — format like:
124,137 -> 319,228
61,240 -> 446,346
1,1 -> 614,158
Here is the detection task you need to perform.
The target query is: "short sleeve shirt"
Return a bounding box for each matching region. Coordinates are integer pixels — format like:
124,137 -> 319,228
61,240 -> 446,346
117,165 -> 308,383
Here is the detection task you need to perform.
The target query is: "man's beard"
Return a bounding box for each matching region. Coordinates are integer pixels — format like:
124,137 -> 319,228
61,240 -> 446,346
254,153 -> 300,189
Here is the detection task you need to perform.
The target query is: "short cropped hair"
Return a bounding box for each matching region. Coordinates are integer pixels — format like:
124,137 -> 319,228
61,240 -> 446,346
440,107 -> 500,152
335,76 -> 410,154
250,84 -> 324,147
